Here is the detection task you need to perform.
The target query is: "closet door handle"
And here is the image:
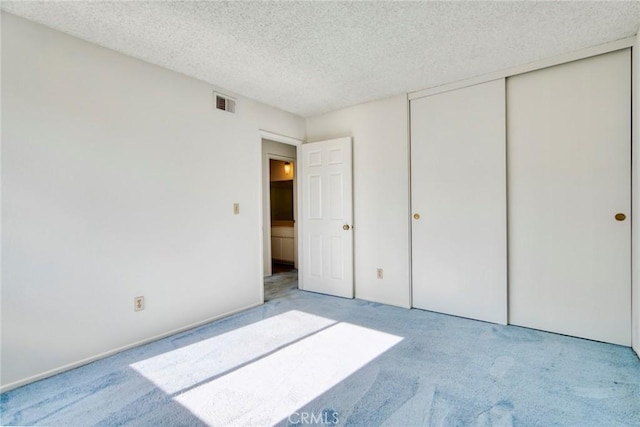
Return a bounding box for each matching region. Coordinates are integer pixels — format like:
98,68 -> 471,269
615,213 -> 626,221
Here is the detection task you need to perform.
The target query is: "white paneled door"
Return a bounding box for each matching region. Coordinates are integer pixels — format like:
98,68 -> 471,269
508,49 -> 631,345
298,138 -> 354,298
411,79 -> 508,324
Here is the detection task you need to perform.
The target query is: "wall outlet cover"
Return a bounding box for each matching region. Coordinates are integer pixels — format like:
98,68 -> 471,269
134,296 -> 144,311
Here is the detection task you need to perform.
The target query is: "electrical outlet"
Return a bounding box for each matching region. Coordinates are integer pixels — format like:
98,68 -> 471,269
377,268 -> 384,279
134,296 -> 144,312
233,203 -> 240,215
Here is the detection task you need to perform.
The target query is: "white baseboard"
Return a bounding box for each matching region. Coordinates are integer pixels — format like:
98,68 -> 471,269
0,301 -> 263,393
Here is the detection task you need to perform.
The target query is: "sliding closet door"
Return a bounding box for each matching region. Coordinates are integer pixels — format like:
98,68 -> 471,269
411,79 -> 507,324
508,49 -> 631,345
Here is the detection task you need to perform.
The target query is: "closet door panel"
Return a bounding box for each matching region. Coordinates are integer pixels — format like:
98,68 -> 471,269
411,79 -> 507,324
507,49 -> 631,345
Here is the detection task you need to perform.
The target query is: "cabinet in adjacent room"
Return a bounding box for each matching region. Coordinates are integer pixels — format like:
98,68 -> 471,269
271,226 -> 294,263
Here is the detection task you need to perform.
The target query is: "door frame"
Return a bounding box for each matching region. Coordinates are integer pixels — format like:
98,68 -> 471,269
259,131 -> 303,302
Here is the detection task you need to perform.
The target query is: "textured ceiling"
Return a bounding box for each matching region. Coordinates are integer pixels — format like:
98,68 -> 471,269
2,1 -> 640,117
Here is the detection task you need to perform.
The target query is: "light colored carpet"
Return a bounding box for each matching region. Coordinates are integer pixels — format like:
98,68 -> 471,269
1,274 -> 639,426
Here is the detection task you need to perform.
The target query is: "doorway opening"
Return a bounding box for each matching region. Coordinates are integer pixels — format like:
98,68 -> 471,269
269,159 -> 296,274
262,138 -> 299,301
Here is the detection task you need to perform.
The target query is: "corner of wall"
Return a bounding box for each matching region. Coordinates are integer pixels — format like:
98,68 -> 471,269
632,31 -> 640,358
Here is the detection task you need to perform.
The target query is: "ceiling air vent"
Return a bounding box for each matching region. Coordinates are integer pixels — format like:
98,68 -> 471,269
214,92 -> 236,113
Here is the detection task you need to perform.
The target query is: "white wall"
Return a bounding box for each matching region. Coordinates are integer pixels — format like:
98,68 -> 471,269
633,32 -> 640,358
0,13 -> 305,390
306,95 -> 411,308
261,140 -> 297,276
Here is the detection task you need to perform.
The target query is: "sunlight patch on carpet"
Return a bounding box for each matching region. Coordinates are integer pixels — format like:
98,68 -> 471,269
172,321 -> 402,426
130,310 -> 336,394
129,311 -> 402,425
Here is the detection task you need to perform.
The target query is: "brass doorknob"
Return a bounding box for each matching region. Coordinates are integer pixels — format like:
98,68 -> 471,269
413,213 -> 420,220
343,224 -> 350,231
615,213 -> 626,221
